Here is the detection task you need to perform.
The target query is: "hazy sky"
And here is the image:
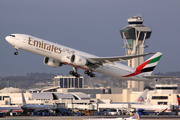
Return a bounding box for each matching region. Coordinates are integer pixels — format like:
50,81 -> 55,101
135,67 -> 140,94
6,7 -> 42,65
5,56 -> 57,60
0,0 -> 180,77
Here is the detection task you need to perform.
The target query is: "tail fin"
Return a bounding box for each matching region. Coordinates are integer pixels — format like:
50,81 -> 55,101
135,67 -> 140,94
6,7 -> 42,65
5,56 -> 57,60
134,89 -> 149,104
146,90 -> 155,104
22,92 -> 26,105
131,109 -> 144,119
139,52 -> 163,75
177,95 -> 180,105
122,52 -> 162,77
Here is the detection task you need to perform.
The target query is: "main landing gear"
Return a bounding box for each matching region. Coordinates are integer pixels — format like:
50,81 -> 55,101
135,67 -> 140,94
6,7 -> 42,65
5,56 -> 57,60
69,67 -> 96,78
69,71 -> 80,78
69,67 -> 81,78
84,70 -> 95,77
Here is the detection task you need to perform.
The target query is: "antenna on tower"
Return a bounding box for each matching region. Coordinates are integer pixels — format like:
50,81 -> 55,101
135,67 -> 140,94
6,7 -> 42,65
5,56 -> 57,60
137,13 -> 141,17
6,79 -> 9,88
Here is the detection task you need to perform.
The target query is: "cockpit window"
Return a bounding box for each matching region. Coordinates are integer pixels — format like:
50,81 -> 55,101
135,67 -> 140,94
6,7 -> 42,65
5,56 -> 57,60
9,35 -> 15,37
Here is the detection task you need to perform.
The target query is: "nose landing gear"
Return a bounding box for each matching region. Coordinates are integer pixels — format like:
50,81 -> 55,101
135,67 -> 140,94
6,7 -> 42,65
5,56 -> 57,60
14,51 -> 18,55
13,46 -> 19,55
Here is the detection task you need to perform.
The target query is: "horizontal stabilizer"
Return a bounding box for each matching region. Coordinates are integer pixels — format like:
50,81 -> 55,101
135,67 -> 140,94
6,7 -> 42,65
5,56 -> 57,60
144,75 -> 172,78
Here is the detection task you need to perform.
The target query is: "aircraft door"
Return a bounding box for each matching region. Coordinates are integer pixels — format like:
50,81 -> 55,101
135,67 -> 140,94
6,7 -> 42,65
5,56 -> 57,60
22,36 -> 27,43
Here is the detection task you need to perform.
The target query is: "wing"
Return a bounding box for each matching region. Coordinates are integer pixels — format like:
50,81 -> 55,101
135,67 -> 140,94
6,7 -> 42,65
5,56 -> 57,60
87,53 -> 153,66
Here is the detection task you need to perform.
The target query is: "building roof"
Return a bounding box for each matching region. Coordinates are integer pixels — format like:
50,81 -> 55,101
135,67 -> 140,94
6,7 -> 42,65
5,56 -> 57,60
54,75 -> 84,79
32,93 -> 53,99
0,87 -> 22,93
55,93 -> 74,99
41,86 -> 60,92
155,84 -> 177,87
32,92 -> 74,100
70,92 -> 90,100
27,88 -> 41,92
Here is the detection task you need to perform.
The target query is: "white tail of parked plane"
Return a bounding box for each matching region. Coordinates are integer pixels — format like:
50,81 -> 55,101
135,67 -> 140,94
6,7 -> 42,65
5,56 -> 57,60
21,92 -> 50,113
133,89 -> 149,104
145,90 -> 155,104
22,92 -> 26,106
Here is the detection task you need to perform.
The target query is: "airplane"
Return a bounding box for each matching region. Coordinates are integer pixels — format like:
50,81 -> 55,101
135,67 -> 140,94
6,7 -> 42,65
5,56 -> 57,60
0,107 -> 12,114
131,91 -> 171,114
0,106 -> 23,116
83,109 -> 144,120
21,92 -> 50,113
5,34 -> 169,81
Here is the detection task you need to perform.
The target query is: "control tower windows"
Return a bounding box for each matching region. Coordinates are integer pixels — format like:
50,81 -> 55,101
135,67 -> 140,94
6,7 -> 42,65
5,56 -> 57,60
128,22 -> 143,24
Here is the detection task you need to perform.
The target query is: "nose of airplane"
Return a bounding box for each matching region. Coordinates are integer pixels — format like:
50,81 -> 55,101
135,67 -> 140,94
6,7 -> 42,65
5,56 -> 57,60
5,36 -> 8,40
5,36 -> 10,42
5,36 -> 13,45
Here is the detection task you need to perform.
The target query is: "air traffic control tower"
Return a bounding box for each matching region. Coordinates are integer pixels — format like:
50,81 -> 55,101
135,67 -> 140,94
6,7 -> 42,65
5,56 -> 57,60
120,15 -> 152,91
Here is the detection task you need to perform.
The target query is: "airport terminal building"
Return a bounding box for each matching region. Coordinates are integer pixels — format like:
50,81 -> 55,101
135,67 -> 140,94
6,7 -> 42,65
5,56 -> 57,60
0,75 -> 179,112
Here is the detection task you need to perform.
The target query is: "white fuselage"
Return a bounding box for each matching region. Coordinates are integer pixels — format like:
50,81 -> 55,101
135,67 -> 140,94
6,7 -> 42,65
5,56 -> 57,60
131,104 -> 170,112
5,34 -> 153,81
21,104 -> 49,112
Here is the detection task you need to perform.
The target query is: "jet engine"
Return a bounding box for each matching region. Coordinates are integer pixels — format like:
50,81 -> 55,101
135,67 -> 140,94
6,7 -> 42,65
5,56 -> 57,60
70,54 -> 87,67
43,57 -> 62,68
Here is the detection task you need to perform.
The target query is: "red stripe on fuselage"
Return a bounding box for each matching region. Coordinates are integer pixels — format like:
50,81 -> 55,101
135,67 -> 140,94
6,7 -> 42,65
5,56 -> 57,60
122,60 -> 151,77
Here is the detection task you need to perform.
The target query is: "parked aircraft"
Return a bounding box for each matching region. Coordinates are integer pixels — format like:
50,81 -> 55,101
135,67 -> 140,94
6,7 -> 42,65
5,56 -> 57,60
6,34 -> 169,81
131,91 -> 171,113
0,107 -> 12,113
0,106 -> 22,116
21,92 -> 50,113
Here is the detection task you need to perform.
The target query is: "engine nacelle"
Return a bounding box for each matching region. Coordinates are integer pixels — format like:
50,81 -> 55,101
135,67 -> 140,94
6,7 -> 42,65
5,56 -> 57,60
70,54 -> 87,67
43,57 -> 62,68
